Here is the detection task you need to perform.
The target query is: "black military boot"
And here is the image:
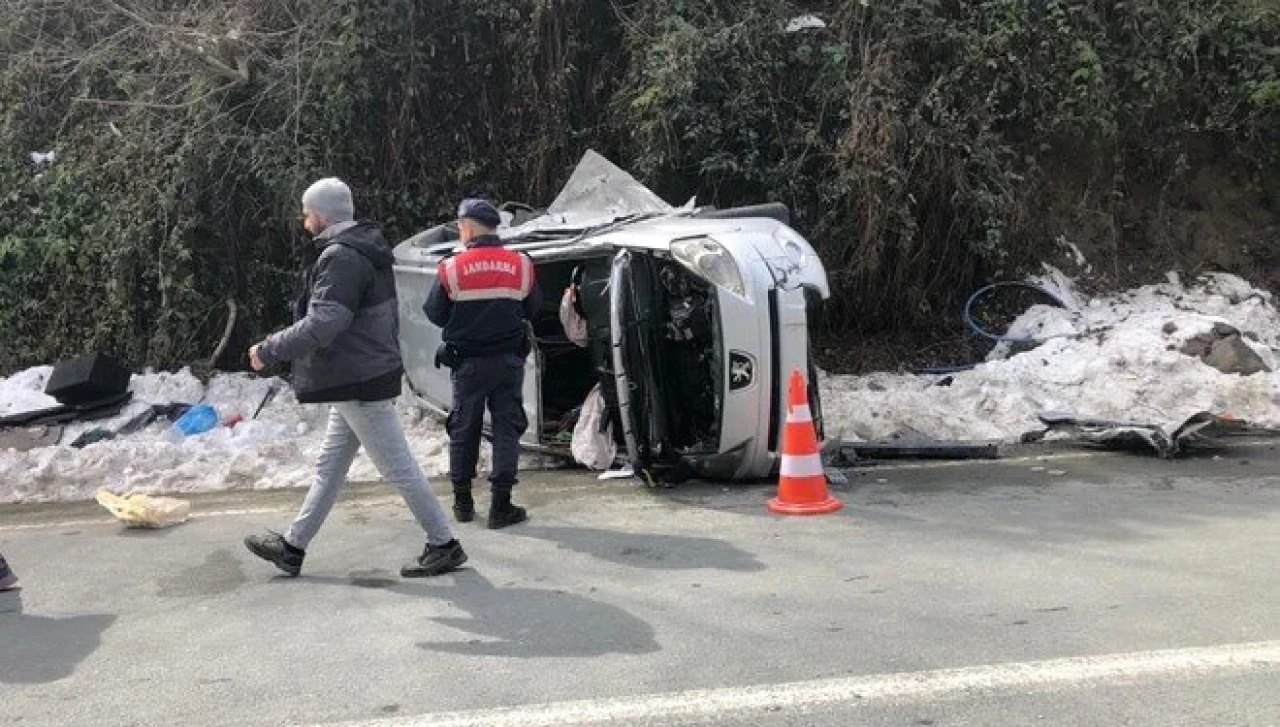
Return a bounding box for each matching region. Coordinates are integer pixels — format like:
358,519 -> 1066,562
488,484 -> 527,530
452,481 -> 475,523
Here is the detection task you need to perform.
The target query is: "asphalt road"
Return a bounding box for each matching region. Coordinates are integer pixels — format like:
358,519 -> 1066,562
1,442 -> 1277,726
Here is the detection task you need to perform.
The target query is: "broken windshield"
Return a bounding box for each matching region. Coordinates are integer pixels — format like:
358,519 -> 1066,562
502,151 -> 687,241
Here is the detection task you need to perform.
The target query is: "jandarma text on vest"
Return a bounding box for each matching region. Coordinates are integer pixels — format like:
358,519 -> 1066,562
462,260 -> 518,276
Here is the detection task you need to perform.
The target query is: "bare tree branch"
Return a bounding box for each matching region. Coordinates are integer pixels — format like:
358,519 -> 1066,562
71,78 -> 242,109
101,0 -> 252,82
207,297 -> 239,367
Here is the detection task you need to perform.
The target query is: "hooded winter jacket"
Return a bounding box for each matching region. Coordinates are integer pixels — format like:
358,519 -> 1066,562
258,222 -> 403,403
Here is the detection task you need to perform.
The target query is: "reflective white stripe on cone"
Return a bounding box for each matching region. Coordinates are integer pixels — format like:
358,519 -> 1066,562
780,454 -> 825,478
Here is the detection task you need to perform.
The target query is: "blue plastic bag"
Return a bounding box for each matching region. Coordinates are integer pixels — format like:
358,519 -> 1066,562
167,403 -> 218,441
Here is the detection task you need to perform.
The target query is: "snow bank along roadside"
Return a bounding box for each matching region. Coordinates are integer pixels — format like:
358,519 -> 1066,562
0,370 -> 463,505
821,271 -> 1279,443
2,271 -> 1277,504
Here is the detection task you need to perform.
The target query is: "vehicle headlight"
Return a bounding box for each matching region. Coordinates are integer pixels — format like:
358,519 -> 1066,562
670,236 -> 746,297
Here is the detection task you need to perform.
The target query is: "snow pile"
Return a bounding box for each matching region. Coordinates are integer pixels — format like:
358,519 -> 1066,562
4,270 -> 1277,503
0,367 -> 60,418
821,271 -> 1280,443
785,14 -> 827,32
0,368 -> 466,504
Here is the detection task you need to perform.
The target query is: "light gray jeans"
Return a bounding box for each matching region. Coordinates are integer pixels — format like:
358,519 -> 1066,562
284,399 -> 454,550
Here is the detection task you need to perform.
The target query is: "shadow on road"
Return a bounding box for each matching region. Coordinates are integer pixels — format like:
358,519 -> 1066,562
281,568 -> 661,658
0,594 -> 116,685
504,525 -> 766,572
415,571 -> 660,658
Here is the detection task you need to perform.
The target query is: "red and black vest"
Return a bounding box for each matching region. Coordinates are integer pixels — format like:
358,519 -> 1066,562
423,235 -> 543,357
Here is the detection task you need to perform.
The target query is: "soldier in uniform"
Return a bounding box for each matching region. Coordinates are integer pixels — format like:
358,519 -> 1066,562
424,199 -> 543,529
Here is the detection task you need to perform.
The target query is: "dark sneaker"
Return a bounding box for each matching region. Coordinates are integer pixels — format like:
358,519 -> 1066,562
401,540 -> 467,578
0,554 -> 17,591
244,531 -> 304,577
488,503 -> 528,530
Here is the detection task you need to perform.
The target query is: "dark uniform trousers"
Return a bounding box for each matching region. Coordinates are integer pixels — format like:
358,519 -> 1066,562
424,233 -> 541,504
448,354 -> 528,489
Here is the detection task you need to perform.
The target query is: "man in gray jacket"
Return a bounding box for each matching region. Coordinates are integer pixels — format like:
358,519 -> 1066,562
244,177 -> 463,579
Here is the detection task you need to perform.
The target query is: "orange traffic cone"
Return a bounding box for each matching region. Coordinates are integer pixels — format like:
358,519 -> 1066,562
768,369 -> 843,515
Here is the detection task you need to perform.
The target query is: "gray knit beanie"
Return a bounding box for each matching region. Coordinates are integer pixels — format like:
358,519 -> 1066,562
301,177 -> 355,223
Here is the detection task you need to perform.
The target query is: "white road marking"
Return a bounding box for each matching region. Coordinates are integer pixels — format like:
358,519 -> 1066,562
0,517 -> 126,531
318,641 -> 1280,727
0,503 -> 401,532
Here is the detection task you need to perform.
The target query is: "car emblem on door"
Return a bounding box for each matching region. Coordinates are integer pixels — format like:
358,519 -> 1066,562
729,352 -> 754,390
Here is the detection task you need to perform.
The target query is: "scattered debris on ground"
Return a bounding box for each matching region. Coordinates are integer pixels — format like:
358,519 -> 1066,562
837,440 -> 1001,462
95,488 -> 191,529
3,271 -> 1277,503
1180,323 -> 1271,376
1028,410 -> 1273,458
0,368 -> 459,504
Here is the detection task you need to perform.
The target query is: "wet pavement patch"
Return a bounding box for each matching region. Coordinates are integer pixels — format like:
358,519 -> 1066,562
505,526 -> 766,572
156,549 -> 247,598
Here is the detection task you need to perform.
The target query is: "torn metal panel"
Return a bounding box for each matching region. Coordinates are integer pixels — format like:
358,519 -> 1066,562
1034,410 -> 1275,458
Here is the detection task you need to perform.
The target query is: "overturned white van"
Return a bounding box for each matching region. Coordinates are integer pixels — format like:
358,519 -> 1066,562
393,152 -> 830,481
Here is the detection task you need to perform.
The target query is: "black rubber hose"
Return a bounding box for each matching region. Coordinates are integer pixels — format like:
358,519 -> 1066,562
963,282 -> 1070,343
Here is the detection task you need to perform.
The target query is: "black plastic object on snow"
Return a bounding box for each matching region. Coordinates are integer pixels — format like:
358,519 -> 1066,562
154,402 -> 194,422
77,393 -> 133,423
44,353 -> 132,405
0,392 -> 132,430
68,404 -> 168,448
70,428 -> 115,448
251,383 -> 279,419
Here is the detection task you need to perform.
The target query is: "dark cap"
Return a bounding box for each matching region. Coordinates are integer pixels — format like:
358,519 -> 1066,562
457,198 -> 501,228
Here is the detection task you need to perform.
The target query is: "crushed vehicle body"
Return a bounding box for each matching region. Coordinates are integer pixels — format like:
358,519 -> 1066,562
392,152 -> 831,480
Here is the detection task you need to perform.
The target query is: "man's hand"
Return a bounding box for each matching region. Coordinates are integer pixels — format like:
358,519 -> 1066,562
249,344 -> 265,372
